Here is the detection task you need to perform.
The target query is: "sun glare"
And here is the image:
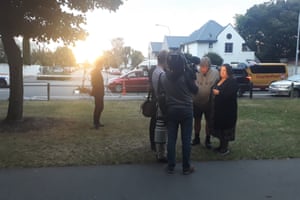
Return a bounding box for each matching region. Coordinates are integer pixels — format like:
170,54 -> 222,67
72,40 -> 103,64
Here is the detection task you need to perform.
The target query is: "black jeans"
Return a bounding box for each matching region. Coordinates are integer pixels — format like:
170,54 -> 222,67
93,95 -> 104,126
149,116 -> 156,146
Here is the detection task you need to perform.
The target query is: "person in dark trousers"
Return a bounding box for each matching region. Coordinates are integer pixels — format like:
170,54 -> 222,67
148,65 -> 156,152
212,64 -> 238,155
192,56 -> 219,149
90,58 -> 105,129
161,52 -> 198,175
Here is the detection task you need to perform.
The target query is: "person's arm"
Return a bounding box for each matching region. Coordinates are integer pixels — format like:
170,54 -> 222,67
184,71 -> 198,95
216,79 -> 238,98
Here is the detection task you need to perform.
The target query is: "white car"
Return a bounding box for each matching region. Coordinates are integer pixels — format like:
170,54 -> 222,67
0,74 -> 9,88
268,74 -> 300,97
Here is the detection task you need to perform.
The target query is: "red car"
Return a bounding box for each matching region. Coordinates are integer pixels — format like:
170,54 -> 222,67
107,70 -> 149,92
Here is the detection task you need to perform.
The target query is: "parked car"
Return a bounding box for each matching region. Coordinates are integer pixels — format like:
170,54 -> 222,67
268,74 -> 300,97
232,67 -> 252,97
238,62 -> 288,90
108,67 -> 121,75
0,74 -> 9,88
107,70 -> 149,93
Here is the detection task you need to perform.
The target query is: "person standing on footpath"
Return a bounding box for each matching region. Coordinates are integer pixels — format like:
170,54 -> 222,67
212,64 -> 238,155
162,52 -> 198,175
192,56 -> 219,149
151,50 -> 169,162
90,58 -> 105,129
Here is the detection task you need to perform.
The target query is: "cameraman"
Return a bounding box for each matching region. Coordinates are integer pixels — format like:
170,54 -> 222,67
162,52 -> 198,175
192,56 -> 219,149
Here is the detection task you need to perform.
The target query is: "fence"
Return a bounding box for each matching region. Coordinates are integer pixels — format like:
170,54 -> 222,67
1,82 -> 297,101
21,82 -> 147,101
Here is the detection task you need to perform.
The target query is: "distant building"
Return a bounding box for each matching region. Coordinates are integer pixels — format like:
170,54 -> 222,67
148,42 -> 162,59
149,20 -> 256,65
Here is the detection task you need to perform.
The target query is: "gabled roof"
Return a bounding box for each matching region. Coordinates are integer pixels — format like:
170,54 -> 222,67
164,36 -> 188,49
150,42 -> 162,52
185,20 -> 224,44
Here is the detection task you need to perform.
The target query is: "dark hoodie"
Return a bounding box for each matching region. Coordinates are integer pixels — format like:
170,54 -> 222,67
161,53 -> 198,109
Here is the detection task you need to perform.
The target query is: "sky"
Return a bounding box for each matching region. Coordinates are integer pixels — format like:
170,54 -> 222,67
72,0 -> 269,63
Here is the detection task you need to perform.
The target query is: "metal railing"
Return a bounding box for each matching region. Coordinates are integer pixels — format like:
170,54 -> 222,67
22,82 -> 147,101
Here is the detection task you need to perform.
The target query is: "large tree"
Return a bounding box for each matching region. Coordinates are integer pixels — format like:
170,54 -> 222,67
0,0 -> 123,121
235,0 -> 300,62
54,46 -> 76,67
110,37 -> 125,68
130,50 -> 144,68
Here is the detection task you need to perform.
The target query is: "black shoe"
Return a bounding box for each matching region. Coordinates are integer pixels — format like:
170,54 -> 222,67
151,143 -> 156,152
94,123 -> 104,129
156,154 -> 167,163
166,167 -> 175,174
157,157 -> 168,163
183,166 -> 195,175
191,137 -> 200,145
205,136 -> 212,149
219,148 -> 230,156
213,146 -> 222,152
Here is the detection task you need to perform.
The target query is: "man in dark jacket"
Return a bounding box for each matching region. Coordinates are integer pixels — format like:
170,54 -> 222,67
162,52 -> 198,175
90,59 -> 105,129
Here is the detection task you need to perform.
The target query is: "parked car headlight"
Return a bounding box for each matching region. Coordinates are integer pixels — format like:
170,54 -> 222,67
273,84 -> 290,89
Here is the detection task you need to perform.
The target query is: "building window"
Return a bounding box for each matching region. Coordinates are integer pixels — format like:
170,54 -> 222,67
209,42 -> 213,48
226,33 -> 232,39
225,43 -> 233,53
242,43 -> 248,51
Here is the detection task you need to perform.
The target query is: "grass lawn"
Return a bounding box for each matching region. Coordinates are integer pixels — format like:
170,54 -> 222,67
0,98 -> 299,168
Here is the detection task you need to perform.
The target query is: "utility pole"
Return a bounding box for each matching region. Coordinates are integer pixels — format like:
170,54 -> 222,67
295,11 -> 300,75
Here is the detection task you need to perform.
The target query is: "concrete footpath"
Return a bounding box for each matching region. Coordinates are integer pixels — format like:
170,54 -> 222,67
0,159 -> 299,200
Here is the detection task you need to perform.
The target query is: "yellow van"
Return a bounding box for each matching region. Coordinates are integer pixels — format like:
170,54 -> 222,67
244,63 -> 288,89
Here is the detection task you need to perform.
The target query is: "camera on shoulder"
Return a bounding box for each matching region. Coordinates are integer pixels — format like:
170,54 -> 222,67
167,52 -> 199,80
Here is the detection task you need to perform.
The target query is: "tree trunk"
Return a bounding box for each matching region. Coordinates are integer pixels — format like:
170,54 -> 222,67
1,34 -> 24,121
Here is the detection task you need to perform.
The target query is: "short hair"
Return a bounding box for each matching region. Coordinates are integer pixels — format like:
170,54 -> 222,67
157,50 -> 169,65
200,56 -> 211,67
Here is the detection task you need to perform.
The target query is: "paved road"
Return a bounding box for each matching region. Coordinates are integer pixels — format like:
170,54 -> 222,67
0,159 -> 299,200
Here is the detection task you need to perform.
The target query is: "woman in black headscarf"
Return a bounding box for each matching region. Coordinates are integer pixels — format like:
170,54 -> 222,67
212,64 -> 238,155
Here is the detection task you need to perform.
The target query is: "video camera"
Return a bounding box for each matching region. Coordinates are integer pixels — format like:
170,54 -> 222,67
167,52 -> 199,80
183,53 -> 200,80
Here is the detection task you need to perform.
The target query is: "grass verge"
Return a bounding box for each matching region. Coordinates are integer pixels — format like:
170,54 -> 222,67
0,98 -> 299,168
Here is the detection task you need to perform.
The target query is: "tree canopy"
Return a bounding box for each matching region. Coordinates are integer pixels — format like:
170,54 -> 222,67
0,0 -> 123,43
0,0 -> 123,121
100,38 -> 144,69
235,0 -> 300,62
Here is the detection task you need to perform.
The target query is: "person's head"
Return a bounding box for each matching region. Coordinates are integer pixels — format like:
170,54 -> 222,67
166,52 -> 186,81
199,56 -> 211,75
220,63 -> 233,79
94,58 -> 104,69
157,50 -> 169,69
167,52 -> 186,73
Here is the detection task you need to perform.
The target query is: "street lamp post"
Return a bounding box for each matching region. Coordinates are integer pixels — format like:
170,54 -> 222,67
295,11 -> 300,75
155,24 -> 171,35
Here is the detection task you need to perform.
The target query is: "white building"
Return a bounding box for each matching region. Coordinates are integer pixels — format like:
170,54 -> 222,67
149,20 -> 256,65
